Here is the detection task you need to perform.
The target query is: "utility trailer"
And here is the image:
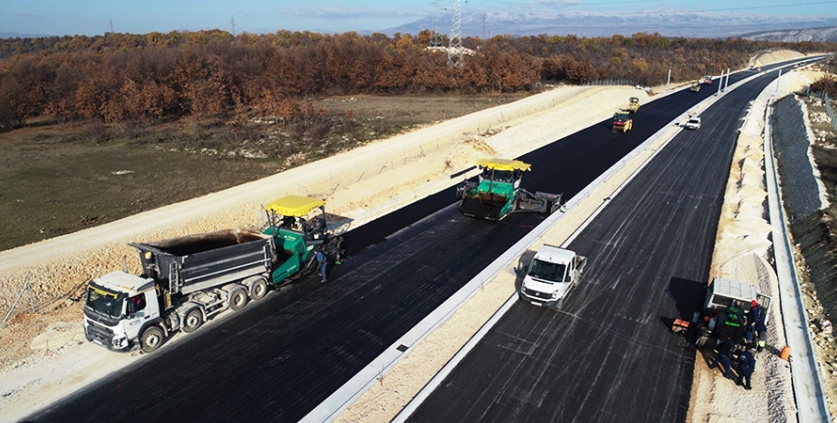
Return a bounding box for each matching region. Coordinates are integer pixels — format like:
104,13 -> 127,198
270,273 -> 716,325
674,277 -> 771,351
84,196 -> 342,353
456,158 -> 562,221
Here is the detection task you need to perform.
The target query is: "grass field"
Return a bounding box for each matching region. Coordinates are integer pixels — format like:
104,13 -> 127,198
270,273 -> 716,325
0,93 -> 526,251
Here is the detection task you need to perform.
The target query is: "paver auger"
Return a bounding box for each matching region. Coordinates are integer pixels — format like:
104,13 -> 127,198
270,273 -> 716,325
456,158 -> 562,221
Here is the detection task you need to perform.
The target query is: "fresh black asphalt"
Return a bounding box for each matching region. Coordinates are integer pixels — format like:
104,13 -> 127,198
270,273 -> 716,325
27,65 -> 790,422
406,73 -> 782,422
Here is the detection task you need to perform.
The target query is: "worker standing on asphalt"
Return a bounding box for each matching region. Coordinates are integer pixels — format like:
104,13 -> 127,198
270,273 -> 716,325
316,249 -> 328,283
737,349 -> 757,390
709,338 -> 734,379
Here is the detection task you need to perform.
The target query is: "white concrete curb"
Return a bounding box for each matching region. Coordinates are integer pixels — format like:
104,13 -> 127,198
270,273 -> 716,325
764,96 -> 832,422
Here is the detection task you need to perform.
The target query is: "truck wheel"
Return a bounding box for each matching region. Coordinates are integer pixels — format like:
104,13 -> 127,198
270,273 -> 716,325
229,287 -> 249,311
182,309 -> 203,333
249,278 -> 268,301
140,326 -> 165,353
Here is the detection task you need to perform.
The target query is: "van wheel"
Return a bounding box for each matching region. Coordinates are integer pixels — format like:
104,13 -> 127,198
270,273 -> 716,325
182,309 -> 203,333
229,287 -> 249,311
140,326 -> 165,353
249,278 -> 268,301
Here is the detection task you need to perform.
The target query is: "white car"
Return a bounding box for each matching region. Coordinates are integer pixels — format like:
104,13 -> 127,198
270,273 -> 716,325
684,116 -> 701,130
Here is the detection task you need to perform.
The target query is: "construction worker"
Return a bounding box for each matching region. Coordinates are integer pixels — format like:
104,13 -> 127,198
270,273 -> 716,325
748,300 -> 767,352
755,319 -> 768,352
316,249 -> 328,283
737,348 -> 757,390
709,338 -> 734,379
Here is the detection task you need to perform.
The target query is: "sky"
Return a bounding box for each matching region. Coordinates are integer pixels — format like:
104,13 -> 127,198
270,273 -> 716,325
2,0 -> 836,37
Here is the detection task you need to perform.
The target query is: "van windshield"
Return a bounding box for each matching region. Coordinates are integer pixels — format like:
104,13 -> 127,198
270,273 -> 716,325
527,259 -> 567,283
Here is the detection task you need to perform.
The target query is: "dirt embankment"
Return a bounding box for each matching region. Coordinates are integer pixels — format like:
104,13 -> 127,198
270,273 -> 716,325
773,92 -> 837,417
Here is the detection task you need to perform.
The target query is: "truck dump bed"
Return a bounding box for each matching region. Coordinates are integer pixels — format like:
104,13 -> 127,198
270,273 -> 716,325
131,229 -> 281,295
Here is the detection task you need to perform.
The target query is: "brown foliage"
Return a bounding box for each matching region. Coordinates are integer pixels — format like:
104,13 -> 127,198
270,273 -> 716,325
811,75 -> 837,99
0,30 -> 834,132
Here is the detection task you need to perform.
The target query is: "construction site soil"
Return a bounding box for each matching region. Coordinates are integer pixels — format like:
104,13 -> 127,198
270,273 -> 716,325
1,49 -> 836,422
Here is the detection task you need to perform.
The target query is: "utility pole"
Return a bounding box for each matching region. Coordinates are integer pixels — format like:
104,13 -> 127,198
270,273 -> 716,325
448,0 -> 463,68
775,69 -> 782,94
231,16 -> 236,36
724,68 -> 730,92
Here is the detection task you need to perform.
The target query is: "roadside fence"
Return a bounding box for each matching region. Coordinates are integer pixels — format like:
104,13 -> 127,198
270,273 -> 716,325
806,87 -> 837,132
584,79 -> 636,87
2,276 -> 36,328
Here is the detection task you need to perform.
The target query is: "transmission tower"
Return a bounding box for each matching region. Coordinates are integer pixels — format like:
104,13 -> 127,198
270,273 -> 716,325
447,0 -> 463,68
231,16 -> 236,36
431,0 -> 442,46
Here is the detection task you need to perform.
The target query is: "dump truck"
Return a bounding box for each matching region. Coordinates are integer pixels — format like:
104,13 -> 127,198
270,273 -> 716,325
83,195 -> 342,353
673,277 -> 771,350
690,82 -> 701,92
626,97 -> 641,113
613,109 -> 633,132
518,245 -> 586,309
456,158 -> 562,221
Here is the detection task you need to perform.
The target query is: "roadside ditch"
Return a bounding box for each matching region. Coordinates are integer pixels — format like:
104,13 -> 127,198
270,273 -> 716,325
772,92 -> 837,417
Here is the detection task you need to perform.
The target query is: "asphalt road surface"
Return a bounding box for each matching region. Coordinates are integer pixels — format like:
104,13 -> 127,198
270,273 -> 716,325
405,72 -> 782,422
27,65 -> 786,422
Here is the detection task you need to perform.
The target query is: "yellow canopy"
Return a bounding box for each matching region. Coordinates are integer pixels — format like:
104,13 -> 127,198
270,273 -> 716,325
475,158 -> 531,172
265,195 -> 326,217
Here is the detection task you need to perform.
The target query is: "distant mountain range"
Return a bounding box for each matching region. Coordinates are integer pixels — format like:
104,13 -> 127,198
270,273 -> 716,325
389,10 -> 837,39
740,26 -> 837,42
4,11 -> 837,42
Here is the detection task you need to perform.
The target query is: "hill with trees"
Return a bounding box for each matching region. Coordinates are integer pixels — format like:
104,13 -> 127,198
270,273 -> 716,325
0,30 -> 834,133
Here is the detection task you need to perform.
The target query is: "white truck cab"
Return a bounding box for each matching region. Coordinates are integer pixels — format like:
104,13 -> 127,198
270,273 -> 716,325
518,245 -> 586,308
83,271 -> 161,351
